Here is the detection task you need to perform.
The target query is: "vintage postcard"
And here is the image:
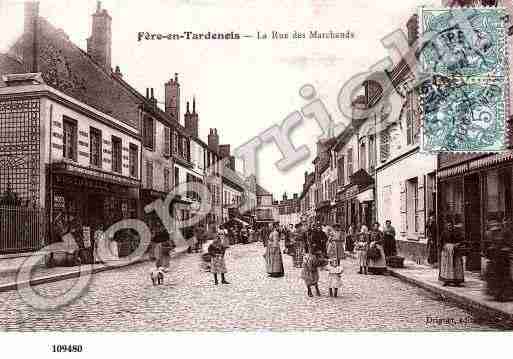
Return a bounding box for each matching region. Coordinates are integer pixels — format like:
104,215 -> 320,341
0,0 -> 512,357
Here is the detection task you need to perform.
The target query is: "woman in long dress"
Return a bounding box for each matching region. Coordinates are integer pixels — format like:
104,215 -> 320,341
293,224 -> 305,268
439,221 -> 464,286
265,226 -> 285,277
367,222 -> 387,275
208,237 -> 230,285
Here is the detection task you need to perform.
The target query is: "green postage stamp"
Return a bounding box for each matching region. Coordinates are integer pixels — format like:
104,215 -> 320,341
418,7 -> 509,152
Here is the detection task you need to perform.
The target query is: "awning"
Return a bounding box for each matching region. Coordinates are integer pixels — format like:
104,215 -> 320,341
357,188 -> 374,202
234,218 -> 249,226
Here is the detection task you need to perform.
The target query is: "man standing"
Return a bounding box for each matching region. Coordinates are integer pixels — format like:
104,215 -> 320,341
426,212 -> 437,265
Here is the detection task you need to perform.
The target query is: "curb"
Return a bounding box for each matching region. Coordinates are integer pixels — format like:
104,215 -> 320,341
0,246 -> 190,294
387,268 -> 513,328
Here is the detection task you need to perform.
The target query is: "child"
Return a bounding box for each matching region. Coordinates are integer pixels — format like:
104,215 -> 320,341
327,259 -> 343,297
301,251 -> 322,297
355,234 -> 369,275
150,264 -> 164,285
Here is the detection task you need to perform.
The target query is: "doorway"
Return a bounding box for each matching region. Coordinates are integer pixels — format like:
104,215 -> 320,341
464,173 -> 481,271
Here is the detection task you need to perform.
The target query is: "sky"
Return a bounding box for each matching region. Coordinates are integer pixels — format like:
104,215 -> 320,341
0,0 -> 433,198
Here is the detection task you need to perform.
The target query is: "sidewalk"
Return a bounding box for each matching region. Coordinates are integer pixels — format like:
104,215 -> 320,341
0,245 -> 191,293
387,260 -> 513,326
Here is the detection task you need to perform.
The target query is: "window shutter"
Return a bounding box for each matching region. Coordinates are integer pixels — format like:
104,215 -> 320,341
417,175 -> 425,236
164,127 -> 170,157
400,181 -> 407,234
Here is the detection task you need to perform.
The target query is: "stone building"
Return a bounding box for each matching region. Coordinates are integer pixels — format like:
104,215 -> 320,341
276,192 -> 301,227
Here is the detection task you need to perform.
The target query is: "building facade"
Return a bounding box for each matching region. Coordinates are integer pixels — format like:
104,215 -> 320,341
276,192 -> 301,227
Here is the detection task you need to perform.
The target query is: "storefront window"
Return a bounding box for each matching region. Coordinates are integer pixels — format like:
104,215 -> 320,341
486,168 -> 513,227
440,179 -> 464,234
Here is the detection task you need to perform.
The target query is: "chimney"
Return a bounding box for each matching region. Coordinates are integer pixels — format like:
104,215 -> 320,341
150,88 -> 157,106
87,1 -> 112,71
208,128 -> 219,152
406,14 -> 418,47
165,73 -> 180,122
114,65 -> 123,78
293,193 -> 298,200
146,88 -> 149,99
283,192 -> 288,201
184,97 -> 199,137
219,144 -> 231,159
23,1 -> 39,73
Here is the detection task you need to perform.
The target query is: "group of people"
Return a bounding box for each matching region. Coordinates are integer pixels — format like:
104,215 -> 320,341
260,220 -> 398,297
353,221 -> 396,276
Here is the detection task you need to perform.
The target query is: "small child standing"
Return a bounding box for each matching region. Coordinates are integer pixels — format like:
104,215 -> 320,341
327,259 -> 343,297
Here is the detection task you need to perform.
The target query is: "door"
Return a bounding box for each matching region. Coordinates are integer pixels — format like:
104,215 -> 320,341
464,174 -> 481,271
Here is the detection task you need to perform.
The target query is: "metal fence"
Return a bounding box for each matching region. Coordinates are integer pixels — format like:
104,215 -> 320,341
0,206 -> 46,254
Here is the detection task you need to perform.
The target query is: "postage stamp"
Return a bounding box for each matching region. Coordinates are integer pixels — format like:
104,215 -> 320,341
418,7 -> 508,152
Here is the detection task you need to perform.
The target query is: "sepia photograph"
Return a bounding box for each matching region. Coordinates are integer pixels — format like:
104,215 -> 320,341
0,0 -> 512,356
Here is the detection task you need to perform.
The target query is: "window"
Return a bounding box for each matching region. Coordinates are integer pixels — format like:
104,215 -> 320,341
63,117 -> 77,161
380,130 -> 390,162
129,144 -> 138,178
347,148 -> 353,178
146,161 -> 153,188
337,155 -> 345,187
112,136 -> 122,173
143,116 -> 155,150
406,93 -> 419,145
486,168 -> 512,226
359,140 -> 366,171
164,126 -> 171,157
164,168 -> 170,192
90,127 -> 102,167
406,177 -> 419,234
173,131 -> 179,155
178,134 -> 183,157
369,135 -> 376,172
174,167 -> 180,188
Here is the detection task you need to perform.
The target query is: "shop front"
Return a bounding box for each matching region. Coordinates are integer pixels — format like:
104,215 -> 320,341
336,169 -> 375,230
49,161 -> 140,259
437,152 -> 513,272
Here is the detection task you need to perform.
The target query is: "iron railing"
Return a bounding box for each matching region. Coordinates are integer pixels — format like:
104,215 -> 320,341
0,206 -> 46,254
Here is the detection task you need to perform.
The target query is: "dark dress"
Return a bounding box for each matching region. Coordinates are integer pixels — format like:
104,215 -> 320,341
309,229 -> 328,257
426,220 -> 438,264
485,227 -> 513,301
383,225 -> 397,258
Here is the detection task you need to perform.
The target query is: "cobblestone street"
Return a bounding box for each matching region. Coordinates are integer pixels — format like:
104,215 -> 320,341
0,243 -> 504,331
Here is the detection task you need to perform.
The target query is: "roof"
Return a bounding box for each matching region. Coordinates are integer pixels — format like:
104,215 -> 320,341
256,184 -> 272,196
0,15 -> 193,137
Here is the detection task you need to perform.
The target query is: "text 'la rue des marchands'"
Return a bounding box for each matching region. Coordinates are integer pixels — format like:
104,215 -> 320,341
137,30 -> 355,41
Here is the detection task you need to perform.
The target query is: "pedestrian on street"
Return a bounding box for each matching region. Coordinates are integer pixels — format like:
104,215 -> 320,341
293,223 -> 306,268
329,224 -> 346,264
301,250 -> 322,297
439,220 -> 465,286
327,258 -> 343,297
383,220 -> 397,258
310,222 -> 328,258
264,224 -> 285,277
425,213 -> 437,265
484,219 -> 513,301
345,223 -> 355,253
218,226 -> 229,248
208,237 -> 230,285
355,225 -> 369,275
367,222 -> 387,275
